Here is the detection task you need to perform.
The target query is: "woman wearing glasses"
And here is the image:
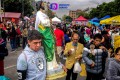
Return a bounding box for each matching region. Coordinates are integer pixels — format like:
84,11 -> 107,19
106,47 -> 120,80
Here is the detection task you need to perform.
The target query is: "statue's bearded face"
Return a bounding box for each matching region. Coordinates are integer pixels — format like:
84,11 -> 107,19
41,2 -> 45,10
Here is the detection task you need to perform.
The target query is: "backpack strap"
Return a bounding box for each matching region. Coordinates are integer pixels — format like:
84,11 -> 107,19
22,51 -> 28,70
23,51 -> 27,62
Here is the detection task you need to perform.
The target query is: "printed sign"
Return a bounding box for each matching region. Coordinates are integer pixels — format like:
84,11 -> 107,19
50,3 -> 70,10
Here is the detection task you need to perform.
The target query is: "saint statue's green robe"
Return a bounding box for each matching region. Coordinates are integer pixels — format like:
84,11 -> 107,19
35,11 -> 55,62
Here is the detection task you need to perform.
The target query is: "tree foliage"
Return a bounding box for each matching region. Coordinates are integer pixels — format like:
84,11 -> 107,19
66,16 -> 73,22
89,0 -> 120,18
1,0 -> 34,16
76,11 -> 90,19
62,15 -> 67,21
46,9 -> 55,19
62,15 -> 72,22
62,0 -> 120,19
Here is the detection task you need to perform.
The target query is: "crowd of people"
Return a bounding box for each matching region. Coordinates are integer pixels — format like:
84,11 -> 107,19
52,22 -> 120,80
0,1 -> 120,80
0,19 -> 35,79
0,17 -> 120,80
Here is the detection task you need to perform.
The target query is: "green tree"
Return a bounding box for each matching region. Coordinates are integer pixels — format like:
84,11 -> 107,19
62,15 -> 67,21
114,0 -> 120,14
76,11 -> 90,19
89,0 -> 120,18
65,16 -> 73,23
1,0 -> 34,16
62,15 -> 72,22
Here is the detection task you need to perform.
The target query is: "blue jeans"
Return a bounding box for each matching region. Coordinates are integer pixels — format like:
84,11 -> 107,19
10,38 -> 16,50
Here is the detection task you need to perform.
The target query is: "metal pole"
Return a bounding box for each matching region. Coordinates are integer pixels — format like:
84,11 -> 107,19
3,0 -> 5,22
0,0 -> 2,21
22,0 -> 24,17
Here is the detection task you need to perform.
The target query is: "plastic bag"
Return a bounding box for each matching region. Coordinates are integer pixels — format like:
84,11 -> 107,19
73,61 -> 82,73
0,76 -> 10,80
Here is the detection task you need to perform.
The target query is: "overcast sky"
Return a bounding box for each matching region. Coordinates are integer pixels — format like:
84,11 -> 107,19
43,0 -> 114,18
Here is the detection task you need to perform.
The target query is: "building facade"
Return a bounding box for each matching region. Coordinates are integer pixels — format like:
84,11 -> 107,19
69,9 -> 82,20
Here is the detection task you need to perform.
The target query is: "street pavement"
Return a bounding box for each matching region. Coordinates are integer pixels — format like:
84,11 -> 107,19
4,42 -> 22,80
4,42 -> 86,80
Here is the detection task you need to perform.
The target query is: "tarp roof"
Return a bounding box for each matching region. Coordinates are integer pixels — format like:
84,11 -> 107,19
74,16 -> 87,21
52,17 -> 61,23
89,21 -> 100,26
90,17 -> 99,22
0,12 -> 21,18
100,15 -> 120,25
100,15 -> 110,20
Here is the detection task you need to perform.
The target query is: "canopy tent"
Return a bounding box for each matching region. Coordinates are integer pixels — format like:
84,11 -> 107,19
88,17 -> 99,27
90,17 -> 99,22
52,17 -> 61,23
89,21 -> 100,26
0,12 -> 21,18
74,16 -> 87,21
0,12 -> 21,24
100,17 -> 114,24
114,36 -> 120,50
24,16 -> 30,20
100,15 -> 110,20
74,16 -> 88,26
110,15 -> 120,25
100,15 -> 120,25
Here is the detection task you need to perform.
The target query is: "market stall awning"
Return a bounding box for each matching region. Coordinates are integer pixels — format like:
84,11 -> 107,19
100,15 -> 120,25
74,16 -> 87,21
0,12 -> 21,18
52,17 -> 61,23
89,21 -> 100,26
100,15 -> 110,20
90,17 -> 99,22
